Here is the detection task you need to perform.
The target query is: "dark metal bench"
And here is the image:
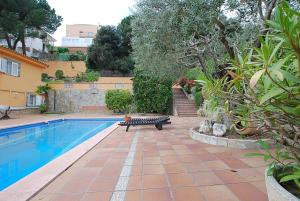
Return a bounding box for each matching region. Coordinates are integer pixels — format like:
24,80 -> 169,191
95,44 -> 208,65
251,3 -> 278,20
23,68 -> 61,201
119,116 -> 171,132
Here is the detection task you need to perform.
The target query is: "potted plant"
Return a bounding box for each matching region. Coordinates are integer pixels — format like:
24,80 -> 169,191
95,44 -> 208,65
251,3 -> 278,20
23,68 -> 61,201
124,114 -> 131,122
230,2 -> 300,199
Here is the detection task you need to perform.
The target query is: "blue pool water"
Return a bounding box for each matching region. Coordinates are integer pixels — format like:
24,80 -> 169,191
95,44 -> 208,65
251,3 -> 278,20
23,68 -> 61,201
0,118 -> 120,190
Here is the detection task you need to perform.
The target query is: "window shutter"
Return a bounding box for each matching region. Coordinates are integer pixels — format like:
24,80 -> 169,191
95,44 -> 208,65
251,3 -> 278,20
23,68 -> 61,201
1,58 -> 7,73
27,93 -> 31,107
7,60 -> 12,75
36,95 -> 42,106
18,65 -> 20,76
12,62 -> 19,76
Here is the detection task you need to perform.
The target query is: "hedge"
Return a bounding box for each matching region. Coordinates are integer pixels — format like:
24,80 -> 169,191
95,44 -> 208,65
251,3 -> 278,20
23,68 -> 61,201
133,70 -> 173,114
105,89 -> 132,113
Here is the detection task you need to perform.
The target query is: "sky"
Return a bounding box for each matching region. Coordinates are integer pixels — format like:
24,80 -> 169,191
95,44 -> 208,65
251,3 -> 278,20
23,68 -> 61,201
47,0 -> 136,45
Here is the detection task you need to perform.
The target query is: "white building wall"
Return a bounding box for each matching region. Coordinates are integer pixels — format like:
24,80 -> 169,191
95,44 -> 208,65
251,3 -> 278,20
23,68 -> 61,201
61,37 -> 93,47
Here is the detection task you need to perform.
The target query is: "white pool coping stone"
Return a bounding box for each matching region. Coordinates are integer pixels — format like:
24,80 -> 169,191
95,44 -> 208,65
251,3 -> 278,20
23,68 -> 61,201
190,128 -> 274,149
0,118 -> 120,201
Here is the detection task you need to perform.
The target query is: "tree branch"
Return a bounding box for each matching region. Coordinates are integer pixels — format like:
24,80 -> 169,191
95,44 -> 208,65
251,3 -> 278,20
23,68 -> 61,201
213,18 -> 235,60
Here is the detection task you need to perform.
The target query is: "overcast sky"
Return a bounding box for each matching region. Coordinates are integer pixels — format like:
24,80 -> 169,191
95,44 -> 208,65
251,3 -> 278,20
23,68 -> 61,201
47,0 -> 136,45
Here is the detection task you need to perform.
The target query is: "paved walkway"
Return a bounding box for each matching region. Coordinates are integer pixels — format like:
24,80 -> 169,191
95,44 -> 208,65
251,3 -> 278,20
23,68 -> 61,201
21,116 -> 269,201
1,115 -> 268,201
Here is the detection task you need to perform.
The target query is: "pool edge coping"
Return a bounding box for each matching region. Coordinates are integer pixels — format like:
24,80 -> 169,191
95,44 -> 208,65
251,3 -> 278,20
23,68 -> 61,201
0,119 -> 121,201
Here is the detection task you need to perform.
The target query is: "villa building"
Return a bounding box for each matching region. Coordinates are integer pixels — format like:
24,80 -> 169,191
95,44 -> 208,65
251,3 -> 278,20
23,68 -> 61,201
0,46 -> 48,108
0,33 -> 56,59
61,24 -> 98,54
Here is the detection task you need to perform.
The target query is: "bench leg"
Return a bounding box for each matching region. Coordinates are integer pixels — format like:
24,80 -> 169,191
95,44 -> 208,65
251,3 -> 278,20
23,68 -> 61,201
0,108 -> 11,120
126,125 -> 130,132
155,123 -> 163,130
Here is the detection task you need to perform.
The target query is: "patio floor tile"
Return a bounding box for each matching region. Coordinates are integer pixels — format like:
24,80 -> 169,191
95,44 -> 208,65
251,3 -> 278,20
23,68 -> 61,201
127,176 -> 142,190
204,160 -> 231,170
142,175 -> 168,189
142,189 -> 172,201
125,190 -> 142,201
214,170 -> 247,184
172,187 -> 205,201
192,171 -> 224,186
168,173 -> 195,187
143,164 -> 165,175
199,185 -> 240,201
164,164 -> 186,174
51,194 -> 83,201
227,183 -> 268,201
81,192 -> 112,201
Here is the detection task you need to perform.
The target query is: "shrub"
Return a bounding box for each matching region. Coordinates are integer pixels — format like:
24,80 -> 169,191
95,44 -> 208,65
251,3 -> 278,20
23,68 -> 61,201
57,47 -> 69,54
41,73 -> 50,82
133,70 -> 172,114
194,91 -> 203,106
105,90 -> 132,113
39,104 -> 47,113
75,71 -> 100,82
185,67 -> 203,80
85,71 -> 99,82
55,70 -> 64,80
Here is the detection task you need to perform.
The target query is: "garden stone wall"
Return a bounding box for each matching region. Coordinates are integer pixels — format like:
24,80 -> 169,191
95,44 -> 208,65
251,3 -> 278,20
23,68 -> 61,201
48,89 -> 106,113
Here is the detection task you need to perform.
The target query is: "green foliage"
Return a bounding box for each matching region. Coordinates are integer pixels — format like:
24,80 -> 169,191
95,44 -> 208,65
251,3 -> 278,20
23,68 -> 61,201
185,67 -> 203,80
55,70 -> 64,80
36,84 -> 51,95
85,71 -> 99,82
41,73 -> 50,82
194,91 -> 203,106
105,90 -> 132,113
39,104 -> 47,113
57,47 -> 69,54
75,71 -> 100,82
87,16 -> 134,74
133,70 -> 173,114
0,0 -> 62,54
229,2 -> 300,190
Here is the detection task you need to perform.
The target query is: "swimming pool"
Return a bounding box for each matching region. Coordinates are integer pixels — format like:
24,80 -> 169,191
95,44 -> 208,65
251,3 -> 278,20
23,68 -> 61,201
0,118 -> 120,190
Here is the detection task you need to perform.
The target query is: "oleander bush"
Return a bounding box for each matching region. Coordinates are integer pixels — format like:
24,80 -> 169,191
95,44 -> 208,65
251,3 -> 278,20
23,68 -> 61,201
105,90 -> 132,113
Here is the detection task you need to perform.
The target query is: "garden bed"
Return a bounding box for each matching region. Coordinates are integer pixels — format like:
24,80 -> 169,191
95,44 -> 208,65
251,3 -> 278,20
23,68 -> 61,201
190,127 -> 274,149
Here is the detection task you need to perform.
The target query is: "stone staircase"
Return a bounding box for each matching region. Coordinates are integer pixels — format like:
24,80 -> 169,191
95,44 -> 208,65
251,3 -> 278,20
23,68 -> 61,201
173,88 -> 198,117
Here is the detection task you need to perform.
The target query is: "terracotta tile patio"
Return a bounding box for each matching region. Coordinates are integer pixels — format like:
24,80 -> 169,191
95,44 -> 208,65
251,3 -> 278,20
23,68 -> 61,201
1,115 -> 269,201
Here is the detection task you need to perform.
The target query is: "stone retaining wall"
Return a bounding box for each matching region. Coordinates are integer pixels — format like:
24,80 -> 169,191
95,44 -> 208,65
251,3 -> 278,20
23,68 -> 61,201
48,89 -> 106,113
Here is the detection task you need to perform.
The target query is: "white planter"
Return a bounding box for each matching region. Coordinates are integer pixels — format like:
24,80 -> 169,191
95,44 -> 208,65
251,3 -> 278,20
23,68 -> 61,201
265,169 -> 299,201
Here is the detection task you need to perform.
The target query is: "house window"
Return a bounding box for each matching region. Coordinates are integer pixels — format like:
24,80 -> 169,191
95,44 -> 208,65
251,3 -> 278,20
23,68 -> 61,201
27,93 -> 42,107
0,57 -> 20,77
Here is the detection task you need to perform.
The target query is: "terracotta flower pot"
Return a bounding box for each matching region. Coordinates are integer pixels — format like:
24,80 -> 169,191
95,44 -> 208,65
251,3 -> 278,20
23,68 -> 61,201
124,116 -> 131,122
234,120 -> 258,136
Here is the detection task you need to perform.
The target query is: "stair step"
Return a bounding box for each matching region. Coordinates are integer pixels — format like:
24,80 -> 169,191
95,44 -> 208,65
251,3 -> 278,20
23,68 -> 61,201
173,88 -> 198,117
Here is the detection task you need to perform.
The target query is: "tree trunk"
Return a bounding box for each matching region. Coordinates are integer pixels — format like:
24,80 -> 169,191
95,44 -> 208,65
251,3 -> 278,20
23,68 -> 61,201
12,36 -> 20,50
255,0 -> 277,48
21,37 -> 26,55
196,53 -> 208,76
214,18 -> 235,60
4,32 -> 12,49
